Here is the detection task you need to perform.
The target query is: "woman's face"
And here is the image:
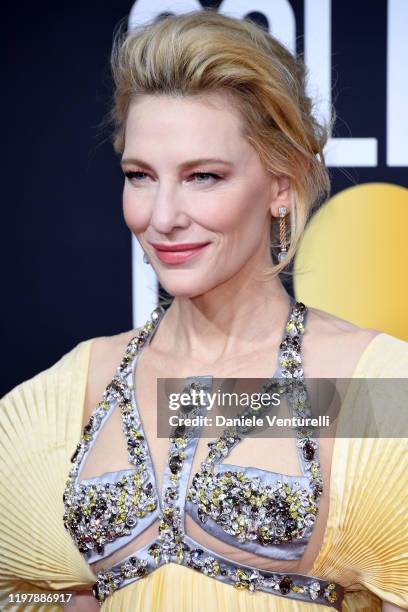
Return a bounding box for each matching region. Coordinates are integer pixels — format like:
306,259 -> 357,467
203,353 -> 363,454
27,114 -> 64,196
121,92 -> 287,298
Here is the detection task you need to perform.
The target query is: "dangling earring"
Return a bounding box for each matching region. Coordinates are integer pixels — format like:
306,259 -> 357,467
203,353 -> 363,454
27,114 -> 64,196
143,252 -> 150,265
278,206 -> 288,262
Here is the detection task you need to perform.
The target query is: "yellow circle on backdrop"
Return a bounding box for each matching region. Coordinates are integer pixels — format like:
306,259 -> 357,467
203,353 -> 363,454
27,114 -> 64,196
293,182 -> 408,341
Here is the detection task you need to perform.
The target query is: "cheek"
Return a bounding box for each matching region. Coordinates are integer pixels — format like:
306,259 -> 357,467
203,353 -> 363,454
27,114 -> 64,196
193,183 -> 268,236
122,179 -> 269,242
122,190 -> 150,234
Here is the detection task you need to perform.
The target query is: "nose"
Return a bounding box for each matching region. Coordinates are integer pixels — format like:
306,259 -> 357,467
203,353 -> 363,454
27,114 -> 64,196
149,182 -> 191,234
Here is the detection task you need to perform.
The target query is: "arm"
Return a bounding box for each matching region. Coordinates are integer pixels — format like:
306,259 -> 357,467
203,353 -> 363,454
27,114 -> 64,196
63,591 -> 100,611
382,603 -> 406,611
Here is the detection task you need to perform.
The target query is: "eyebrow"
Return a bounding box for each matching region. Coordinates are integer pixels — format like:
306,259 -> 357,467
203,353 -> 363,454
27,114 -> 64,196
120,157 -> 233,170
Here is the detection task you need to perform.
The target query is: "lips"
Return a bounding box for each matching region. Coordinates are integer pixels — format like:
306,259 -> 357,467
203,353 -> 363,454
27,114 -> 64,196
149,241 -> 211,264
150,242 -> 210,251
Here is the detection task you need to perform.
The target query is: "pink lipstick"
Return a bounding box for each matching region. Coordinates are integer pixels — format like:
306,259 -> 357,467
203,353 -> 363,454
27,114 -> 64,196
149,241 -> 211,265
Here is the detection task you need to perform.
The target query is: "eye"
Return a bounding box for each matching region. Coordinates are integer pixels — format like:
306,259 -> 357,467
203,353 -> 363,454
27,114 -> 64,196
124,170 -> 148,182
123,170 -> 221,184
190,172 -> 221,183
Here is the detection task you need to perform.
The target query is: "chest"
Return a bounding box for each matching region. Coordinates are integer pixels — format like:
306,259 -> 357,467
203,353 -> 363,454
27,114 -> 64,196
75,344 -> 338,576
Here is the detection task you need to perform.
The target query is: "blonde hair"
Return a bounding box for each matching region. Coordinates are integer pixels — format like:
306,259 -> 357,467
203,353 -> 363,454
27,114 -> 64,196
109,9 -> 332,285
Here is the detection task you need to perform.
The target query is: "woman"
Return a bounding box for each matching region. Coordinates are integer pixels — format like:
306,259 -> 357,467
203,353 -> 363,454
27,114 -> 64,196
0,10 -> 407,612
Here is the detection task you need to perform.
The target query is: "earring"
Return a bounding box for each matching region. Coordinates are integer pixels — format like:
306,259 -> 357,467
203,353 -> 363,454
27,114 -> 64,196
278,206 -> 288,262
143,252 -> 150,265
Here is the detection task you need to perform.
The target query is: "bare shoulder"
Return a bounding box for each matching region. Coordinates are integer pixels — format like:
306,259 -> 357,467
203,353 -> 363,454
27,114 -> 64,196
303,306 -> 382,377
82,328 -> 141,428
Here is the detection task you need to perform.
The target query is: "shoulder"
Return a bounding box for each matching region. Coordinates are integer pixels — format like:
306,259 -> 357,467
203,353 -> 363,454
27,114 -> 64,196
83,328 -> 141,427
87,328 -> 139,375
303,305 -> 383,378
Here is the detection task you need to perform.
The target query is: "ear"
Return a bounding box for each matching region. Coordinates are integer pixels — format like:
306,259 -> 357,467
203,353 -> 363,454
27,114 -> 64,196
269,175 -> 292,218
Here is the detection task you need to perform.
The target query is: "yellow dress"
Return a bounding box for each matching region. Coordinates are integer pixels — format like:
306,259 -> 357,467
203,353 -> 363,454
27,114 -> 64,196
0,332 -> 407,611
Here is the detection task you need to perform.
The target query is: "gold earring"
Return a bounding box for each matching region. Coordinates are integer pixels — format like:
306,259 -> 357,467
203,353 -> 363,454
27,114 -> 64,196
278,206 -> 288,262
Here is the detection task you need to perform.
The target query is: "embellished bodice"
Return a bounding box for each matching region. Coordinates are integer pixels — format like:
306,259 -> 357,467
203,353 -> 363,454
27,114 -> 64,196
62,299 -> 344,608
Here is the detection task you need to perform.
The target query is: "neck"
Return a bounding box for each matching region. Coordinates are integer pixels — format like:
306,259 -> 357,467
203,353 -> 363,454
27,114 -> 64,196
156,275 -> 293,363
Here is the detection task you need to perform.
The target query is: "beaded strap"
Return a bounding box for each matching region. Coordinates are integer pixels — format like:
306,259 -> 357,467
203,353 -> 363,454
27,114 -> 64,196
93,536 -> 343,608
62,306 -> 165,557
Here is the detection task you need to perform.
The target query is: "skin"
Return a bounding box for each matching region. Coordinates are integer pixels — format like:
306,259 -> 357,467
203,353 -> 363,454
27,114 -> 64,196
64,93 -> 402,611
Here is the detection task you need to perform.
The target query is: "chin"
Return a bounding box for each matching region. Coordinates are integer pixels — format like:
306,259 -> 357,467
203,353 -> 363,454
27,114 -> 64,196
157,274 -> 216,299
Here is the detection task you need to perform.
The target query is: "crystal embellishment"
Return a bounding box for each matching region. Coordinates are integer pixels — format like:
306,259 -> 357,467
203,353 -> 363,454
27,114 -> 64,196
92,556 -> 149,603
186,300 -> 323,544
187,468 -> 317,545
63,473 -> 157,554
62,307 -> 164,555
63,302 -> 342,609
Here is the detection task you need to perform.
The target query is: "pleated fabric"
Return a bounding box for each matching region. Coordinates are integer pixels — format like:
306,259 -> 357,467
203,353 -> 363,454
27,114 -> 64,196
0,333 -> 407,611
0,341 -> 97,611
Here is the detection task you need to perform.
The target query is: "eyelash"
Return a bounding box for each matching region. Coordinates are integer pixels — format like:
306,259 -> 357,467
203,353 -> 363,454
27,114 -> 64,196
124,171 -> 221,183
